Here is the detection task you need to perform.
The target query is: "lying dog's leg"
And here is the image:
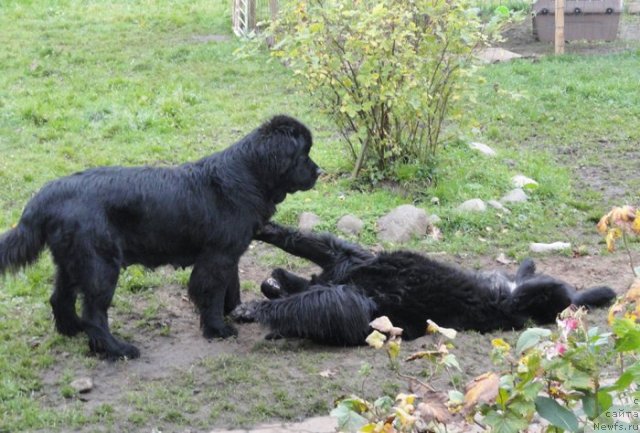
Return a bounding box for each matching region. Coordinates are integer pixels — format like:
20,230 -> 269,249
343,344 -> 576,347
250,284 -> 376,346
515,258 -> 536,284
189,252 -> 238,340
80,258 -> 140,360
261,268 -> 311,299
255,222 -> 373,271
571,286 -> 616,308
50,267 -> 83,337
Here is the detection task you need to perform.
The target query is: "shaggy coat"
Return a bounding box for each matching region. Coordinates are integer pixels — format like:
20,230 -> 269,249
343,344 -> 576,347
0,116 -> 320,359
233,223 -> 616,346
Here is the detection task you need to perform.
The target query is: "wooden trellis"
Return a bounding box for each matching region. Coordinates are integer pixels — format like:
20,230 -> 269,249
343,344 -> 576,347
232,0 -> 278,37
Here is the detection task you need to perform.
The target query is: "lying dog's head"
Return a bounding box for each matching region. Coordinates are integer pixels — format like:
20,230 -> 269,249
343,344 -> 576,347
249,115 -> 322,202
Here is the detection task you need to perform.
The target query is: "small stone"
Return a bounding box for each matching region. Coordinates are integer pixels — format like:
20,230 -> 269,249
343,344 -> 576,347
70,377 -> 93,394
495,253 -> 514,265
529,242 -> 571,253
487,200 -> 511,214
336,214 -> 364,236
512,174 -> 538,188
500,188 -> 528,203
469,141 -> 497,156
298,212 -> 321,232
457,198 -> 487,213
428,214 -> 442,225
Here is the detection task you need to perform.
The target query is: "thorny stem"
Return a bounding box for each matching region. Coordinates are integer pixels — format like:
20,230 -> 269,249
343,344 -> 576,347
622,232 -> 638,277
396,371 -> 438,393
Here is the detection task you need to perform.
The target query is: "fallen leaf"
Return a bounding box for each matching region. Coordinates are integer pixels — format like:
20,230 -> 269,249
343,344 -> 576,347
463,372 -> 499,413
417,391 -> 451,424
370,316 -> 394,333
319,368 -> 337,378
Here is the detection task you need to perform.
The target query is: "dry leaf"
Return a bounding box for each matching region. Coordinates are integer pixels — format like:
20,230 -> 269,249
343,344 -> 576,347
370,316 -> 394,333
319,368 -> 337,378
417,392 -> 451,424
625,278 -> 640,303
463,372 -> 499,413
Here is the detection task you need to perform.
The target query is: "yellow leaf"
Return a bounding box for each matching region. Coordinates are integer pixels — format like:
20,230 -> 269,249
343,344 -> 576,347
463,372 -> 499,413
387,340 -> 401,360
365,330 -> 387,349
394,408 -> 417,428
596,214 -> 609,234
491,338 -> 511,351
606,228 -> 622,252
395,393 -> 416,407
633,213 -> 640,235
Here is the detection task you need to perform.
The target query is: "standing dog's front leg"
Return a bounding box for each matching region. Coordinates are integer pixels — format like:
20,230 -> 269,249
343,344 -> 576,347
189,252 -> 239,339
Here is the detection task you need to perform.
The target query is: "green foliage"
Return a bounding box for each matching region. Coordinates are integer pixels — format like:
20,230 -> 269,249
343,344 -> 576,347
335,307 -> 640,433
270,0 -> 514,180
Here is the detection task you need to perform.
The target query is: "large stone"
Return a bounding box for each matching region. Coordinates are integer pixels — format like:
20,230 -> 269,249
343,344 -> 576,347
457,198 -> 487,213
469,141 -> 497,156
337,214 -> 364,236
299,212 -> 321,232
501,188 -> 528,203
376,205 -> 429,243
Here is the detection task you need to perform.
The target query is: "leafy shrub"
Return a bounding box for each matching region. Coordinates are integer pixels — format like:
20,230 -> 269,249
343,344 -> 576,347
269,0 -> 514,181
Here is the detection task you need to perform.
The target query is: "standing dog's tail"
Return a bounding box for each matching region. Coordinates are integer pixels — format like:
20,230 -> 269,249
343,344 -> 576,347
572,286 -> 617,308
0,223 -> 45,274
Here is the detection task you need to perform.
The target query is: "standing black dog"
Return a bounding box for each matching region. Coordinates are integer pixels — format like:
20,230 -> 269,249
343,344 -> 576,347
0,115 -> 320,359
233,223 -> 616,345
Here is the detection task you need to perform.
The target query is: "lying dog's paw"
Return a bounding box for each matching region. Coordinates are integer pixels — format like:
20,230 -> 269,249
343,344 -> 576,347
230,301 -> 262,323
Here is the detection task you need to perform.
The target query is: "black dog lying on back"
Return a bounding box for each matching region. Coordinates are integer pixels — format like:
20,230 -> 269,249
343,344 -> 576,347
233,223 -> 616,345
0,116 -> 320,359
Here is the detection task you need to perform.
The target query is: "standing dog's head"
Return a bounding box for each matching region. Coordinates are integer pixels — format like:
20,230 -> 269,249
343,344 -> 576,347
248,115 -> 322,202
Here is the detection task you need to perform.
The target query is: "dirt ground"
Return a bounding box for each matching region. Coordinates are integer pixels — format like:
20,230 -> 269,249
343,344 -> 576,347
32,16 -> 640,433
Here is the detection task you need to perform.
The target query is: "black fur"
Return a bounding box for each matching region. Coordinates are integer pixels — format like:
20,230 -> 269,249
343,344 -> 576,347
233,223 -> 616,346
0,115 -> 320,359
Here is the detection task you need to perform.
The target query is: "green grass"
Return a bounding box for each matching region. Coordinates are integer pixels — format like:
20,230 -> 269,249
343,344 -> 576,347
1,1 -> 640,431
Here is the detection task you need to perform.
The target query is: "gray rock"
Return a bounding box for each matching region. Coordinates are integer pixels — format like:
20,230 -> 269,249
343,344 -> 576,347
376,205 -> 428,243
428,214 -> 442,225
529,242 -> 571,253
457,198 -> 487,213
512,174 -> 538,188
299,212 -> 321,232
337,214 -> 364,236
487,200 -> 511,214
501,188 -> 528,203
469,141 -> 497,156
70,377 -> 93,394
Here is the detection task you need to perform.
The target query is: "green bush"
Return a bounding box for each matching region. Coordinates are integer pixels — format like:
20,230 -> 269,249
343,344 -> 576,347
270,0 -> 512,181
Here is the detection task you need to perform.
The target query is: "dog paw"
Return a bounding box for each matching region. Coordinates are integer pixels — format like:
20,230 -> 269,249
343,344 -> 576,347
55,318 -> 84,337
265,331 -> 284,341
203,323 -> 238,340
261,277 -> 283,299
230,301 -> 261,323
